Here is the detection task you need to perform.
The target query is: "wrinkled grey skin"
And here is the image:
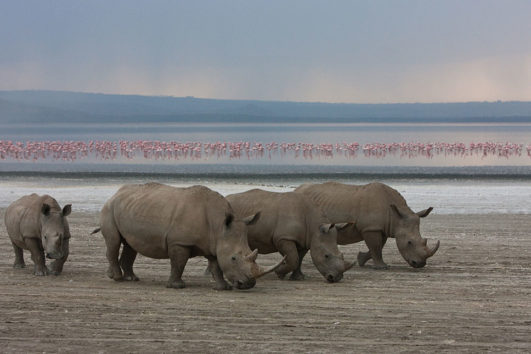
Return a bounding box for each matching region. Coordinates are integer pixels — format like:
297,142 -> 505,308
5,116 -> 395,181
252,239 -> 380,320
226,189 -> 355,283
4,194 -> 72,276
296,182 -> 439,269
93,183 -> 284,290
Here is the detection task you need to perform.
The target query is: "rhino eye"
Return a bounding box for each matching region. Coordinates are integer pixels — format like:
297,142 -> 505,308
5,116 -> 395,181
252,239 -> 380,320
231,256 -> 236,261
325,254 -> 330,259
407,241 -> 413,246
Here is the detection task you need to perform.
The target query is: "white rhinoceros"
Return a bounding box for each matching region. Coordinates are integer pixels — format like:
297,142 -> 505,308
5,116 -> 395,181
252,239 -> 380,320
92,183 -> 284,290
296,182 -> 439,269
5,194 -> 72,276
226,189 -> 355,282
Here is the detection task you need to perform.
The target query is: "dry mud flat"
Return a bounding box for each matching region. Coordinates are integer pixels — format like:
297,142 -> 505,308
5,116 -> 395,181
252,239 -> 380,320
0,210 -> 530,353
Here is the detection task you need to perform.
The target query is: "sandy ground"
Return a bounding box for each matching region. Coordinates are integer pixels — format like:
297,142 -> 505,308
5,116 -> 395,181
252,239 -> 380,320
0,209 -> 530,353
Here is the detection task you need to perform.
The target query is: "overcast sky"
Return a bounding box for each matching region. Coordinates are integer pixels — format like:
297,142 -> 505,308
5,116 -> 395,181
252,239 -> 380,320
1,0 -> 530,103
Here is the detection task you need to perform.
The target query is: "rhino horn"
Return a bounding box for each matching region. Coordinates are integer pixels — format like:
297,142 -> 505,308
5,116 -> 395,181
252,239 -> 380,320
245,248 -> 259,262
427,240 -> 440,258
343,260 -> 356,272
416,207 -> 433,218
252,255 -> 287,279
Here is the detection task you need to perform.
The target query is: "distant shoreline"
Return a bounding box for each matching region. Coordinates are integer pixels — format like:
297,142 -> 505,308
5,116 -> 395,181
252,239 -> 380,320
2,90 -> 531,124
1,164 -> 531,179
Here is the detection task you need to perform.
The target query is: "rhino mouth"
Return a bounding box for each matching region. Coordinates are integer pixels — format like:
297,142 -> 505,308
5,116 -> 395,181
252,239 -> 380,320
325,273 -> 343,283
409,260 -> 426,268
233,278 -> 256,290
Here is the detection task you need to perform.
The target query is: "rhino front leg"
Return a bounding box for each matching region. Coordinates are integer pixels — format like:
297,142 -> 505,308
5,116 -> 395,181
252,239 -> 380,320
25,237 -> 48,276
357,250 -> 371,267
167,245 -> 190,289
119,241 -> 139,281
363,231 -> 389,270
206,256 -> 232,290
358,236 -> 388,267
11,242 -> 25,269
289,248 -> 308,281
274,240 -> 300,280
49,238 -> 69,275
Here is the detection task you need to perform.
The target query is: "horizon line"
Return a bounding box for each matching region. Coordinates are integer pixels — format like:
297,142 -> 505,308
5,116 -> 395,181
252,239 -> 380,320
1,89 -> 529,106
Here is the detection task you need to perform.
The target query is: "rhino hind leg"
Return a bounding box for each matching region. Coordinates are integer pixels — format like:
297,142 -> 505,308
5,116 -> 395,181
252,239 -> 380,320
167,245 -> 191,289
11,242 -> 25,269
289,248 -> 308,281
357,251 -> 372,267
25,237 -> 48,276
206,257 -> 232,290
120,242 -> 139,281
363,232 -> 389,270
203,262 -> 213,276
101,220 -> 124,281
274,240 -> 300,280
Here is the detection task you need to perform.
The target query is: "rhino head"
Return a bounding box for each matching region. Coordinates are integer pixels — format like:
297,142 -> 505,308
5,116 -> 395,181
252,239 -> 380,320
216,212 -> 285,289
310,223 -> 355,283
40,203 -> 71,259
390,204 -> 440,268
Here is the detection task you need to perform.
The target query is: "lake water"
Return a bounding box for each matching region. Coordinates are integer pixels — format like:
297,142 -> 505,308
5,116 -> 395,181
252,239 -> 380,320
0,174 -> 530,214
1,122 -> 531,168
1,122 -> 530,214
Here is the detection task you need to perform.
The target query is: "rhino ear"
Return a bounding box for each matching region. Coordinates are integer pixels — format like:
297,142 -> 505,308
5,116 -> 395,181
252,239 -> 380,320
335,222 -> 353,231
62,204 -> 72,217
243,212 -> 260,226
319,223 -> 335,234
390,204 -> 406,219
41,203 -> 51,216
224,213 -> 234,227
416,207 -> 433,218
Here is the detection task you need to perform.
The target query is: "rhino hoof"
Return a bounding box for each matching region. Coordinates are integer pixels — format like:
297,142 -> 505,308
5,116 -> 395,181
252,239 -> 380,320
106,268 -> 114,279
13,263 -> 25,269
167,280 -> 185,289
372,264 -> 390,270
289,272 -> 305,281
357,252 -> 371,267
123,274 -> 139,281
50,270 -> 61,276
34,268 -> 49,276
214,283 -> 233,291
276,272 -> 287,280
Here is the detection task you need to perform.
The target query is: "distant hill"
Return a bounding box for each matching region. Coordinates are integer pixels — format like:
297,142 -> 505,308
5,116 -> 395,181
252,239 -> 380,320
1,90 -> 531,123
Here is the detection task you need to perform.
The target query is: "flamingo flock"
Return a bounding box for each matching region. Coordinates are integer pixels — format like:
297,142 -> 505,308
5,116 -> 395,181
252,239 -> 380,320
0,140 -> 530,162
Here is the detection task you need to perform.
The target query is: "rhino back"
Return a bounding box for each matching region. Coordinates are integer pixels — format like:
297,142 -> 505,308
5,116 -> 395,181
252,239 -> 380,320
298,182 -> 413,232
296,182 -> 363,222
227,189 -> 317,252
107,183 -> 228,258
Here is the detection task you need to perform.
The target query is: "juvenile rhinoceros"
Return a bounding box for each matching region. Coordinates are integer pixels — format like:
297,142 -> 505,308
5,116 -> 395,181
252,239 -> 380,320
225,189 -> 355,283
92,183 -> 284,290
4,194 -> 72,276
296,182 -> 439,269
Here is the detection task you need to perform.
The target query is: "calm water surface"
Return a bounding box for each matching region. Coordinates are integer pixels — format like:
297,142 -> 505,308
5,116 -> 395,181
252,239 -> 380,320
1,122 -> 530,167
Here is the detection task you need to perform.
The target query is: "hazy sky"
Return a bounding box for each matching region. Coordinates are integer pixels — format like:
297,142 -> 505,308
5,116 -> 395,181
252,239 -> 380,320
1,0 -> 530,103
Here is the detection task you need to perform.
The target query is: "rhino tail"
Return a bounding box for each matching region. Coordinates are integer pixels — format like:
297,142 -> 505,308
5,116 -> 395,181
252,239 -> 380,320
90,227 -> 101,235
